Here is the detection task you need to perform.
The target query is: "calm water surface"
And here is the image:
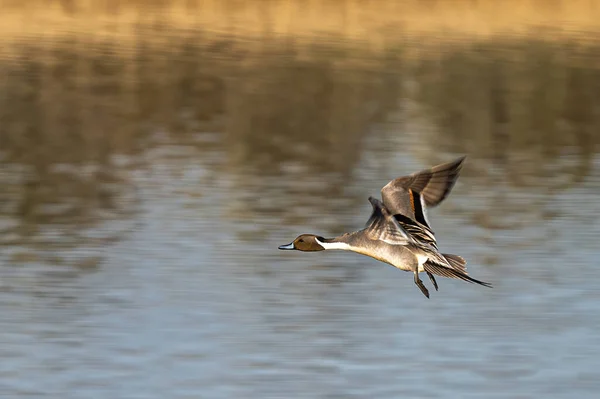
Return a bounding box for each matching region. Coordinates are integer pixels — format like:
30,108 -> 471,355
1,21 -> 600,399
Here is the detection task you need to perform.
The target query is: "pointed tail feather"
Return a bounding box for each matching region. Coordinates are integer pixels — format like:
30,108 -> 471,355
442,253 -> 467,273
424,261 -> 492,288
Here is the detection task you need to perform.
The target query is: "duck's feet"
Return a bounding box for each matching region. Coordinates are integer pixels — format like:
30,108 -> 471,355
414,271 -> 430,298
426,271 -> 439,291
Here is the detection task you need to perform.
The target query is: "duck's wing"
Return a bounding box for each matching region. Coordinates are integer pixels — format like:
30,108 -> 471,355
380,156 -> 466,227
393,213 -> 438,249
365,197 -> 412,245
394,212 -> 471,273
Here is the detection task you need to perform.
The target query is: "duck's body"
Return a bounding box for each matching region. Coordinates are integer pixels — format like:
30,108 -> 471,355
279,156 -> 492,298
316,231 -> 420,273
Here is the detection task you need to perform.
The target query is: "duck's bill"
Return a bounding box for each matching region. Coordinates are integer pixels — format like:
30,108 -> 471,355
278,242 -> 295,250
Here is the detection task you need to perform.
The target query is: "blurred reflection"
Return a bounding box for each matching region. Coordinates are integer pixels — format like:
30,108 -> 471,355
223,45 -> 403,234
410,39 -> 600,231
0,3 -> 600,397
414,39 -> 600,170
0,36 -> 140,267
1,27 -> 599,255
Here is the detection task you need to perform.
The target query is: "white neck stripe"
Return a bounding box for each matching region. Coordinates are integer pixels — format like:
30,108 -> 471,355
315,238 -> 350,250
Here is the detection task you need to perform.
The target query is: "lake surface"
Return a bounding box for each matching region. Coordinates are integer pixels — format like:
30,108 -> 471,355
1,4 -> 600,398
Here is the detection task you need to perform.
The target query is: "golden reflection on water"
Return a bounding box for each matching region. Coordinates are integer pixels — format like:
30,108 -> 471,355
0,2 -> 599,263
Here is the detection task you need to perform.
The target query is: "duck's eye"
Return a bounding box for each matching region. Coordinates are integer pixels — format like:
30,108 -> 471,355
298,239 -> 304,243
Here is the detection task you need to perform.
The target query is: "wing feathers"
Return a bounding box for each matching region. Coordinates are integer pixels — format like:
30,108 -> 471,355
365,197 -> 411,244
381,156 -> 466,219
408,156 -> 466,207
393,213 -> 437,249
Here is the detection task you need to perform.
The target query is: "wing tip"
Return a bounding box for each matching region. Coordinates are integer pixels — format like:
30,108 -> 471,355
420,155 -> 468,207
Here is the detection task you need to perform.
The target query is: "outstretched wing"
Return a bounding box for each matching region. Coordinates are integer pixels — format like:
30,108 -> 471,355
365,197 -> 412,245
380,156 -> 466,227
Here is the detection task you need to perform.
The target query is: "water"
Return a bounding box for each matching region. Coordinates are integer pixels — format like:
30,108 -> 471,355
1,5 -> 600,398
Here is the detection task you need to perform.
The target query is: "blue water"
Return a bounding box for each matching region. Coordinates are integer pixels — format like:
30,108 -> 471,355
1,130 -> 599,398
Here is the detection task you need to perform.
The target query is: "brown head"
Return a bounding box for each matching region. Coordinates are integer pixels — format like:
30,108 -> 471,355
278,234 -> 326,252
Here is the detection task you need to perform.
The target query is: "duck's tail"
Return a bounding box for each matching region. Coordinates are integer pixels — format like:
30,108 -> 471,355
425,259 -> 492,288
442,253 -> 467,273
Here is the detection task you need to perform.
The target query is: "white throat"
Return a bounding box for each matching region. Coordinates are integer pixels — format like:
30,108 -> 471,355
315,238 -> 350,250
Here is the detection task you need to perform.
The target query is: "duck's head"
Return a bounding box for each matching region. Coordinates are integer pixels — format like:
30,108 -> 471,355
278,234 -> 326,252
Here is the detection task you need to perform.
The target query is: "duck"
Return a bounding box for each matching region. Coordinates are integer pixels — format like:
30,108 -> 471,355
278,156 -> 491,298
